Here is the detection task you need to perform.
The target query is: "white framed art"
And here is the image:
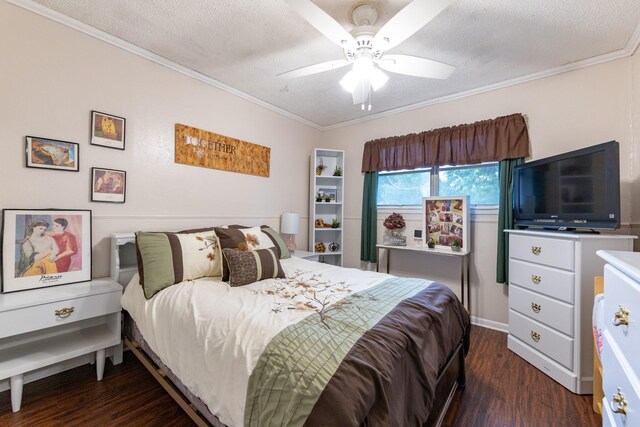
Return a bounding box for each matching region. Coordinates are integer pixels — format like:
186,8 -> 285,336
422,196 -> 470,250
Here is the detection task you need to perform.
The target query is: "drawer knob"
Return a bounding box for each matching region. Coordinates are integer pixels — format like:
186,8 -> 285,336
611,387 -> 627,415
531,303 -> 541,313
530,330 -> 541,342
613,305 -> 629,326
531,275 -> 541,284
55,307 -> 75,319
531,246 -> 542,255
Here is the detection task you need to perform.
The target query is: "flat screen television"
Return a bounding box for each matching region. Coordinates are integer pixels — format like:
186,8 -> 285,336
513,141 -> 620,230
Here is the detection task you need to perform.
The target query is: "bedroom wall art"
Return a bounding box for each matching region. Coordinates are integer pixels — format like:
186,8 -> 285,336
422,196 -> 470,250
175,123 -> 271,177
90,110 -> 126,150
91,167 -> 126,203
25,136 -> 79,172
1,209 -> 92,293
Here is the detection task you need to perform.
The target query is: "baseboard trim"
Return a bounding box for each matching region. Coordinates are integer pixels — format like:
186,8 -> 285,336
471,316 -> 508,333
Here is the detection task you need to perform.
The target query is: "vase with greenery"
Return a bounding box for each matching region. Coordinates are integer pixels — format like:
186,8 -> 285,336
427,238 -> 436,249
451,239 -> 462,252
333,166 -> 342,176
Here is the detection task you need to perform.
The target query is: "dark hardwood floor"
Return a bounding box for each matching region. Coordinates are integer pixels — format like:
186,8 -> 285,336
0,326 -> 600,426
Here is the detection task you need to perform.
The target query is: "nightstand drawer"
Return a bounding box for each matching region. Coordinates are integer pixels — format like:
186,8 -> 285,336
509,309 -> 574,369
0,291 -> 121,339
509,285 -> 574,336
604,265 -> 640,364
510,234 -> 574,271
509,259 -> 575,303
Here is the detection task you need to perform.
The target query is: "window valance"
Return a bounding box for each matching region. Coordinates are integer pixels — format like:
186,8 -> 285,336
361,113 -> 530,172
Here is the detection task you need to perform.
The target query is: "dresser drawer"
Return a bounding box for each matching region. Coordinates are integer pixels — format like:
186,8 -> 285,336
604,265 -> 640,362
0,291 -> 121,339
509,259 -> 575,303
602,332 -> 640,427
509,234 -> 574,271
509,285 -> 574,336
509,310 -> 574,369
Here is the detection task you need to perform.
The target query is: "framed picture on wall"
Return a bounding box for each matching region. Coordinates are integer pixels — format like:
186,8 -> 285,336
1,209 -> 92,293
25,136 -> 79,172
90,110 -> 126,150
422,196 -> 470,250
91,167 -> 126,203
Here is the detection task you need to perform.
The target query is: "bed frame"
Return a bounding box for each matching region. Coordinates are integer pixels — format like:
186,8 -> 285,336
124,313 -> 469,427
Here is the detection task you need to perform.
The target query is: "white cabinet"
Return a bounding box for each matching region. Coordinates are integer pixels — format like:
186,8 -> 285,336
0,278 -> 122,412
309,149 -> 344,266
506,230 -> 634,394
597,250 -> 640,427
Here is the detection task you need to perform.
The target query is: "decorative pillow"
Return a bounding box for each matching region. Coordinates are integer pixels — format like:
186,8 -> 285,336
222,247 -> 285,287
215,226 -> 279,281
227,224 -> 291,260
135,228 -> 221,299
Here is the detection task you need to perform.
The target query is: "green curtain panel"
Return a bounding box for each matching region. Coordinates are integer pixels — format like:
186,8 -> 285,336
496,157 -> 524,284
360,172 -> 378,263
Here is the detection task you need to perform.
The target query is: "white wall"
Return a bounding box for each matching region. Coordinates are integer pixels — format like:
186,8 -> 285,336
323,55 -> 639,326
0,2 -> 321,278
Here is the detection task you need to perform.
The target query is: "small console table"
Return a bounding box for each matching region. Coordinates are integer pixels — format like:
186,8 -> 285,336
376,244 -> 471,313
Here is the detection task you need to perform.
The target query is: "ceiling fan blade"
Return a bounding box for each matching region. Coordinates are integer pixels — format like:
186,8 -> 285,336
352,80 -> 370,105
278,59 -> 351,79
372,0 -> 452,52
377,54 -> 455,79
287,0 -> 357,51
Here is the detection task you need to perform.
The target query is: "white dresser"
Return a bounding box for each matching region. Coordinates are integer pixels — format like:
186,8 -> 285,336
506,230 -> 635,394
597,250 -> 640,426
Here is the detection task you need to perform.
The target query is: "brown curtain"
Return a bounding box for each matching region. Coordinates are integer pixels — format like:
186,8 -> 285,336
362,113 -> 530,172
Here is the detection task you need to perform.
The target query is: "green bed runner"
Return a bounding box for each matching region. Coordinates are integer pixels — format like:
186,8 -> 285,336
244,277 -> 432,427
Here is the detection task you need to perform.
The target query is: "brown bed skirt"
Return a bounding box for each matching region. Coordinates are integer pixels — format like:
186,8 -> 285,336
123,312 -> 470,427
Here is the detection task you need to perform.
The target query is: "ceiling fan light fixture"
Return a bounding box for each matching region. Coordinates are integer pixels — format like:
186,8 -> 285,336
339,70 -> 358,92
352,56 -> 374,79
370,68 -> 388,91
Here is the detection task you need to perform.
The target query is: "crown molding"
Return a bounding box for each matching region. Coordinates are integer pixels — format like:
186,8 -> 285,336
6,0 -> 322,130
8,0 -> 640,132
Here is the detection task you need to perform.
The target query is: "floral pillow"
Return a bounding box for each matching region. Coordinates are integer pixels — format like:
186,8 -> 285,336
136,228 -> 221,299
215,226 -> 279,281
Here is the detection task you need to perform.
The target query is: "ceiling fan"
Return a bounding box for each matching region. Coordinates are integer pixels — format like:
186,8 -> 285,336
280,0 -> 455,110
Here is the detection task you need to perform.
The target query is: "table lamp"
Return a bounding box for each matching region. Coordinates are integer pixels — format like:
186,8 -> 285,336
280,212 -> 300,252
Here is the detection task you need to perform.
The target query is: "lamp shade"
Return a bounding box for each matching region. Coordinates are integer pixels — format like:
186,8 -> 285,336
280,212 -> 300,234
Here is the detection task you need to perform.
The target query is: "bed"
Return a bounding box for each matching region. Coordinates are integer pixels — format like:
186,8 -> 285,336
119,227 -> 470,427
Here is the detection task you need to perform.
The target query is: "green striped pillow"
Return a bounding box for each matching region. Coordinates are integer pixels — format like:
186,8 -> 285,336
222,247 -> 285,287
135,228 -> 221,299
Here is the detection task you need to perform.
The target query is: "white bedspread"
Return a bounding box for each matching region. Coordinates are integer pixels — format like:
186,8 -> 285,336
121,257 -> 397,427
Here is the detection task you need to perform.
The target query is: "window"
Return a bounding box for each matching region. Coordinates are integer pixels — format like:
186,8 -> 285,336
377,163 -> 499,207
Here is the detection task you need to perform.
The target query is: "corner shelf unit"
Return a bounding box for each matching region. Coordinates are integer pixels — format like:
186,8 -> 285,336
309,149 -> 344,266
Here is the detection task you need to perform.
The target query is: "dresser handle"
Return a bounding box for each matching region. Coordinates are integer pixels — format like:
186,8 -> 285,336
613,305 -> 629,326
55,307 -> 75,319
611,387 -> 627,415
530,330 -> 541,342
531,303 -> 541,313
531,275 -> 541,284
531,246 -> 542,255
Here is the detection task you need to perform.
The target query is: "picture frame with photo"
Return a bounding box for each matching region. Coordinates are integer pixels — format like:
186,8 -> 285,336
422,196 -> 470,250
91,167 -> 126,203
25,136 -> 79,172
318,187 -> 337,202
1,209 -> 92,293
90,110 -> 126,150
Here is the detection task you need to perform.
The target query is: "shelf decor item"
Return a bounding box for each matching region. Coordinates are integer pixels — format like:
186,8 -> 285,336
1,209 -> 92,293
26,136 -> 79,172
450,239 -> 461,252
314,241 -> 326,253
90,110 -> 126,150
91,167 -> 126,203
423,196 -> 470,250
333,166 -> 342,176
427,238 -> 436,249
328,242 -> 340,252
315,158 -> 326,176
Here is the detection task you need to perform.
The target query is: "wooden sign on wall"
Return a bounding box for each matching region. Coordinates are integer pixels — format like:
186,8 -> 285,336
175,124 -> 270,177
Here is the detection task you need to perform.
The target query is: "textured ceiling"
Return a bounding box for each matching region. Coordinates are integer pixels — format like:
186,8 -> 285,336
25,0 -> 640,127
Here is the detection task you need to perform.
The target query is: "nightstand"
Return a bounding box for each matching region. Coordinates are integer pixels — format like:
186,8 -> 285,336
0,278 -> 122,412
291,250 -> 319,262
